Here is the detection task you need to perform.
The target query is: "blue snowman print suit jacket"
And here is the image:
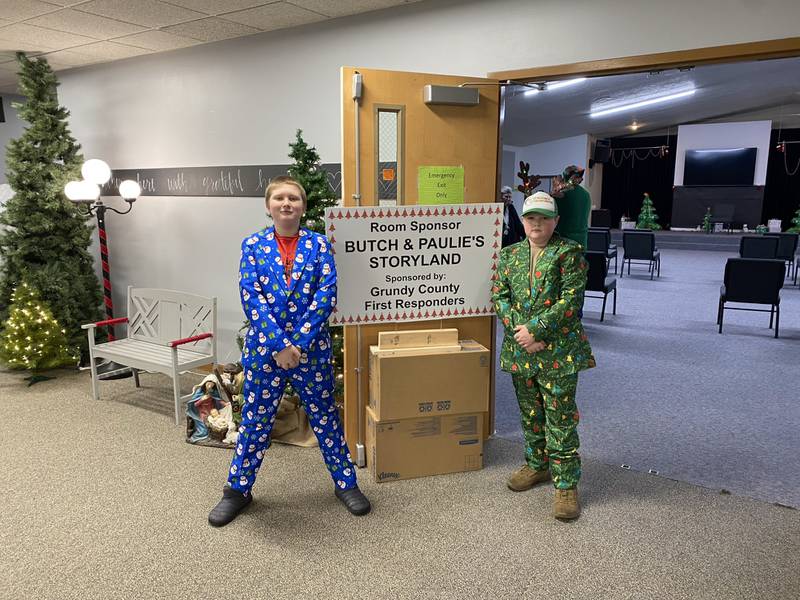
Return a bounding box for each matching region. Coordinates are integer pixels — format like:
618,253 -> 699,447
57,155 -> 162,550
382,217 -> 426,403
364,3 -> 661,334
240,226 -> 336,363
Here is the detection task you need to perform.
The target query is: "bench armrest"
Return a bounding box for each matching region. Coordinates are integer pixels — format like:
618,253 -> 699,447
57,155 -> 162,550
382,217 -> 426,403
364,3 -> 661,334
82,316 -> 129,330
169,332 -> 213,348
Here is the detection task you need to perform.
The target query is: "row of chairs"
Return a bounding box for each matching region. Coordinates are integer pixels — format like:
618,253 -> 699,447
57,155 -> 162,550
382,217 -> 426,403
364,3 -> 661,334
739,233 -> 799,283
588,228 -> 661,280
584,230 -> 793,337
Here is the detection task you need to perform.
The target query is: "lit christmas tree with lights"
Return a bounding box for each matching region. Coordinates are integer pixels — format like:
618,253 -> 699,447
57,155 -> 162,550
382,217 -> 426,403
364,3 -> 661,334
0,282 -> 77,384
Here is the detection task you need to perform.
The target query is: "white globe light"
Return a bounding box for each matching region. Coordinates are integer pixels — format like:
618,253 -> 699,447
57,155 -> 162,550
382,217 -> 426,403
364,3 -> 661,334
64,180 -> 100,202
81,159 -> 111,185
64,180 -> 84,201
118,180 -> 141,200
82,181 -> 101,200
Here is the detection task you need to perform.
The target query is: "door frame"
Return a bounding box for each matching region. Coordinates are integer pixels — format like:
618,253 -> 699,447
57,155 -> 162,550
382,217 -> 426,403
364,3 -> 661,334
488,36 -> 800,82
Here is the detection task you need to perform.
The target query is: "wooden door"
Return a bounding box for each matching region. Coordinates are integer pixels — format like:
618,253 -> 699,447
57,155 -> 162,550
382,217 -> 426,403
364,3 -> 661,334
340,67 -> 500,459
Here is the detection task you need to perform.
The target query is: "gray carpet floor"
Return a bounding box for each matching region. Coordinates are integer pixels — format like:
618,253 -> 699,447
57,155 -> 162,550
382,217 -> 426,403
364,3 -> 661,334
494,248 -> 800,508
2,367 -> 799,600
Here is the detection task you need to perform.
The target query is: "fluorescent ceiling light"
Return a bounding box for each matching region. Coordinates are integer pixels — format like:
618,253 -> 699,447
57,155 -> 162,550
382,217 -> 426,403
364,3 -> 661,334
547,77 -> 586,90
590,89 -> 696,118
523,77 -> 586,96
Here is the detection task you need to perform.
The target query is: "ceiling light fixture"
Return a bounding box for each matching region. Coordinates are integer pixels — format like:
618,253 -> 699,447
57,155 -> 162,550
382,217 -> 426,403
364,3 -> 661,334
523,78 -> 586,96
590,89 -> 696,118
546,77 -> 587,90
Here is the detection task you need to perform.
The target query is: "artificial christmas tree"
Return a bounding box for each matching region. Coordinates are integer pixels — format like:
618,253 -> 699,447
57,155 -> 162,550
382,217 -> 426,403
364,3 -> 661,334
0,52 -> 103,360
636,192 -> 662,230
0,282 -> 77,384
788,205 -> 800,233
287,129 -> 338,234
702,207 -> 713,234
286,129 -> 344,398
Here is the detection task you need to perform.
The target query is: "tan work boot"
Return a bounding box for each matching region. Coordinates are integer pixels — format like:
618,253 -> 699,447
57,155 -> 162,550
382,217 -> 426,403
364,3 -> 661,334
553,488 -> 580,520
507,465 -> 551,491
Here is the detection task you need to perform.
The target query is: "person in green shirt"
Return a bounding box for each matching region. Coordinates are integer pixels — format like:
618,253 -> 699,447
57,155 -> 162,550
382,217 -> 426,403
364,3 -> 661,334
492,191 -> 596,520
552,165 -> 591,249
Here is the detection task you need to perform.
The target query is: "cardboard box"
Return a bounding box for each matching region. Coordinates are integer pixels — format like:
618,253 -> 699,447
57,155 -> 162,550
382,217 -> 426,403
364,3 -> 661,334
368,339 -> 490,421
366,407 -> 483,482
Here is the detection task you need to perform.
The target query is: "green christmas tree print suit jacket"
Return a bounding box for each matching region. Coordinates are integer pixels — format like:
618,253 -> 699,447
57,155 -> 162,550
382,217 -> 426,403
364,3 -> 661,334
492,233 -> 596,378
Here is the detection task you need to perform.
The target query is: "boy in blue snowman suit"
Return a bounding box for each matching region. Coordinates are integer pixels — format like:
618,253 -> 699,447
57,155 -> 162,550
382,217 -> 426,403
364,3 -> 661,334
209,176 -> 370,527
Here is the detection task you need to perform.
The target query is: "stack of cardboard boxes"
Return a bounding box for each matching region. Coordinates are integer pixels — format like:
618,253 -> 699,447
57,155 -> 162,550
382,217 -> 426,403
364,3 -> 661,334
366,329 -> 490,483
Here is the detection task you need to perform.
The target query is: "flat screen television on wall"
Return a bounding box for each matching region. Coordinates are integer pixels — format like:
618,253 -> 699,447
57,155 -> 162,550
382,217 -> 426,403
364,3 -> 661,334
683,147 -> 757,186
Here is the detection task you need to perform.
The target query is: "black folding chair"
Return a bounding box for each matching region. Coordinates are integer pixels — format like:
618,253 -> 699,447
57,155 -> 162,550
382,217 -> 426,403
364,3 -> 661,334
763,232 -> 798,279
621,231 -> 660,279
717,258 -> 785,338
584,251 -> 616,321
739,235 -> 778,259
588,228 -> 618,274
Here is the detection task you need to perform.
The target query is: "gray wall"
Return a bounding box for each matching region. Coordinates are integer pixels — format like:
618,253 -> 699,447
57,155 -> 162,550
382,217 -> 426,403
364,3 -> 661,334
0,94 -> 26,185
55,0 -> 800,361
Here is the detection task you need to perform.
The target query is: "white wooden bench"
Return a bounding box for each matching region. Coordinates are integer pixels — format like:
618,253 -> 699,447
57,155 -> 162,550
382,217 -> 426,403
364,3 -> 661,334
82,287 -> 217,425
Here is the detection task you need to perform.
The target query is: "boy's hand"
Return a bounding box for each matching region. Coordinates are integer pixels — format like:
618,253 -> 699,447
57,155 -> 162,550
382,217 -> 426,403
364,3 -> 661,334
513,325 -> 534,347
514,325 -> 545,353
275,345 -> 301,369
524,340 -> 546,354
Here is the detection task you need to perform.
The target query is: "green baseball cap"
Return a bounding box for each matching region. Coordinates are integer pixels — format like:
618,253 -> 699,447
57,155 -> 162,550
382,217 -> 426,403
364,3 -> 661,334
521,191 -> 558,218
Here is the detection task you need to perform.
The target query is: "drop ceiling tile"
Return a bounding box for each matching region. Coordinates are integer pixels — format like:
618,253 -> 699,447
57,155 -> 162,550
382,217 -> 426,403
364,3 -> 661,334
163,16 -> 259,42
28,8 -> 147,39
39,48 -> 105,67
163,0 -> 274,16
115,29 -> 200,51
0,0 -> 60,21
220,2 -> 326,31
290,0 -> 419,18
0,23 -> 96,51
63,40 -> 153,60
75,0 -> 206,28
36,1 -> 89,6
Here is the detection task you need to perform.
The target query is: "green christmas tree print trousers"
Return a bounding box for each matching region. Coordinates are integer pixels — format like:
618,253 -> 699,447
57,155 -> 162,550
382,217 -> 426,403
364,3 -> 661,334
512,373 -> 581,489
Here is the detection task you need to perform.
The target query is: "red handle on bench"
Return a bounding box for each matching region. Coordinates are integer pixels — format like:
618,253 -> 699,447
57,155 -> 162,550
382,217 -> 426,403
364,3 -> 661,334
169,332 -> 213,347
93,317 -> 128,327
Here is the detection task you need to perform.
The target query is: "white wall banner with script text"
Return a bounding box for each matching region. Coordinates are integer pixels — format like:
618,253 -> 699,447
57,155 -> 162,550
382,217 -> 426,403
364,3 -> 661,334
326,204 -> 501,325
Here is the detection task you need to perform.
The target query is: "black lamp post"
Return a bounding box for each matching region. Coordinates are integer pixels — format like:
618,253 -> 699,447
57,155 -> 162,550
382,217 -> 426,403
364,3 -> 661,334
65,160 -> 141,380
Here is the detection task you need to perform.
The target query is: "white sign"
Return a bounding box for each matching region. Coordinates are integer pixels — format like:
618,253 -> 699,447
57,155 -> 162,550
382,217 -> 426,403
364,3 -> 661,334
326,204 -> 501,325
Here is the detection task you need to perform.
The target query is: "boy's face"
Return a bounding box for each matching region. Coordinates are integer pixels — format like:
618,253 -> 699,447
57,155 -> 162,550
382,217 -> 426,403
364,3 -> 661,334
523,213 -> 559,246
266,183 -> 305,230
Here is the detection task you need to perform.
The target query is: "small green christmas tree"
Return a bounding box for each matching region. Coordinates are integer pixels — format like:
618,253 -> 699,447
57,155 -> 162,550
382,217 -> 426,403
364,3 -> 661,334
636,192 -> 662,230
0,52 -> 103,360
702,207 -> 713,233
0,282 -> 77,384
287,129 -> 338,234
788,205 -> 800,233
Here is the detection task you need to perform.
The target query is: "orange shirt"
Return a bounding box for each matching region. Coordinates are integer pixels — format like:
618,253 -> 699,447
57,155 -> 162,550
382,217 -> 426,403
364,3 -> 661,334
275,233 -> 300,284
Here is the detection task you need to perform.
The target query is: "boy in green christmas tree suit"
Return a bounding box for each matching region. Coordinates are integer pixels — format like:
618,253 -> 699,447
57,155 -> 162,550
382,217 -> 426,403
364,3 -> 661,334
492,191 -> 595,520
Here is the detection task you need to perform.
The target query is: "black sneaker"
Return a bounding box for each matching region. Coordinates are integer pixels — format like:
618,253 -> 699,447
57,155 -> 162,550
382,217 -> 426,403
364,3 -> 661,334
208,486 -> 252,527
335,486 -> 371,516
